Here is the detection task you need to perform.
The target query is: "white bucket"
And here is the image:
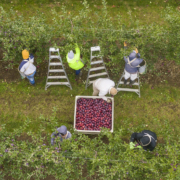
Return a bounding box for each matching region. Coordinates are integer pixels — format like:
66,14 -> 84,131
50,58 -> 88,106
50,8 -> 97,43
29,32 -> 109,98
139,60 -> 147,74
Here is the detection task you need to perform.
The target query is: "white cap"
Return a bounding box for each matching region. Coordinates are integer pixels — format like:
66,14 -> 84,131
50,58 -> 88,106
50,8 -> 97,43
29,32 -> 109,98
68,50 -> 74,59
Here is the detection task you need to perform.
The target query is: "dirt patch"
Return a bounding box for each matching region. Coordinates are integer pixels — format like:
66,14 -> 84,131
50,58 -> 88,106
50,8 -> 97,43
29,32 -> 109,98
1,56 -> 180,88
140,59 -> 180,87
16,132 -> 33,143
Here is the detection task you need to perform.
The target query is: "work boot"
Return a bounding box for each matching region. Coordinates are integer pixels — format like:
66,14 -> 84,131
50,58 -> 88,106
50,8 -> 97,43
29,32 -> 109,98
129,80 -> 135,86
124,79 -> 128,85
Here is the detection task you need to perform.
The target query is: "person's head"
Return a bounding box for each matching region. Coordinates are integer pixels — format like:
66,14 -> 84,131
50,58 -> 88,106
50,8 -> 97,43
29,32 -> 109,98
68,50 -> 74,60
110,87 -> 117,96
22,49 -> 29,59
137,133 -> 152,147
129,51 -> 137,61
57,125 -> 67,137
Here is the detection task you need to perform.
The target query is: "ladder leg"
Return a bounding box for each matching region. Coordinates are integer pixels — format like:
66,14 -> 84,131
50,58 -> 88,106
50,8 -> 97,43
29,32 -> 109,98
138,73 -> 140,98
86,54 -> 92,90
86,47 -> 109,89
45,58 -> 50,90
85,69 -> 90,90
60,56 -> 72,90
102,57 -> 109,79
116,71 -> 125,88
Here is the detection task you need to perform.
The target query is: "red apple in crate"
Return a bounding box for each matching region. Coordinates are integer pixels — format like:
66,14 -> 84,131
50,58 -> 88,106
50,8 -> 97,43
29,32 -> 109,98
76,98 -> 112,131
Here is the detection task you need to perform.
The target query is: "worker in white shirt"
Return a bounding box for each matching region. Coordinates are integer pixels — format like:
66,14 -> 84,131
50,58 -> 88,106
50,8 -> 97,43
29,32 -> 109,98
18,49 -> 36,86
92,78 -> 117,96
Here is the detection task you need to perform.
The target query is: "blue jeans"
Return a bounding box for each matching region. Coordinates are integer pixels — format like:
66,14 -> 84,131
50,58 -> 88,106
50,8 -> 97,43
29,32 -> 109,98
75,69 -> 81,75
26,71 -> 36,85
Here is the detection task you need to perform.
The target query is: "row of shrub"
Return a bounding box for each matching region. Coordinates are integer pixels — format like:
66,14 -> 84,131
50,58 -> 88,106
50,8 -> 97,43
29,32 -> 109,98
0,107 -> 180,180
0,0 -> 180,72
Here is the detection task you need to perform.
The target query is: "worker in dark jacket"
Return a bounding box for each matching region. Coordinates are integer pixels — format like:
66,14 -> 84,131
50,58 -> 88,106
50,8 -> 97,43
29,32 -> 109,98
51,125 -> 72,146
124,48 -> 145,85
130,130 -> 157,151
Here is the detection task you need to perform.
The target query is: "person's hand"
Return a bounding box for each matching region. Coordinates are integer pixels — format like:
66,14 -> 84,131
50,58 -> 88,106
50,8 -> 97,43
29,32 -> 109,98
135,48 -> 138,54
136,145 -> 142,149
130,142 -> 135,149
135,143 -> 142,149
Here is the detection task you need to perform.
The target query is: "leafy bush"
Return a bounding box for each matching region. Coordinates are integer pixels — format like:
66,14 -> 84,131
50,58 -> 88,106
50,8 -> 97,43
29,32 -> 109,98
0,0 -> 180,72
0,7 -> 54,68
0,108 -> 180,180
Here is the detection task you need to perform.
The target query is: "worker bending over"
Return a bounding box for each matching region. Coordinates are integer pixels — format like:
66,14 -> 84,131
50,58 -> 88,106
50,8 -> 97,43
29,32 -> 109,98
130,130 -> 157,151
51,125 -> 72,146
92,78 -> 117,97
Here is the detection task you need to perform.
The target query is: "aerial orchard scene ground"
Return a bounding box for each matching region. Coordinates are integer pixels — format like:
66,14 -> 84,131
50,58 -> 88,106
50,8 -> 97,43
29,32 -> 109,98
0,0 -> 180,179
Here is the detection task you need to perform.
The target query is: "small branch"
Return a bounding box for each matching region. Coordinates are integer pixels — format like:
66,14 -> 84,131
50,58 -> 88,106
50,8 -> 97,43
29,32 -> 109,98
69,19 -> 74,34
94,151 -> 97,158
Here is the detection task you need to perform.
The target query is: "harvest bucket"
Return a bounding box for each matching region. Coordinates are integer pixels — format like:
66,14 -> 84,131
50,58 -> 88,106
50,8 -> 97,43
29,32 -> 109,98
139,60 -> 147,74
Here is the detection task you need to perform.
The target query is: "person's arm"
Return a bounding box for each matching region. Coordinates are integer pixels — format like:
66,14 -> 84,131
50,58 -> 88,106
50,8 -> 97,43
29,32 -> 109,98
139,59 -> 145,66
124,56 -> 128,63
130,133 -> 143,150
137,53 -> 140,58
51,132 -> 57,145
74,44 -> 80,60
29,54 -> 34,63
67,131 -> 72,139
19,70 -> 26,78
130,133 -> 139,142
20,64 -> 26,73
99,91 -> 107,97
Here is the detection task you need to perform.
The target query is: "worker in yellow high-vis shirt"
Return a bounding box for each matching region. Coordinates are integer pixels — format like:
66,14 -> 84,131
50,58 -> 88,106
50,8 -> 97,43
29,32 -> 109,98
66,44 -> 84,80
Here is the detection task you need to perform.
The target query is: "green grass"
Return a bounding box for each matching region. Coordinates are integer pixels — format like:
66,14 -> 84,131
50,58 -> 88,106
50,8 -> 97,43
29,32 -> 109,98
1,0 -> 180,142
0,76 -> 180,144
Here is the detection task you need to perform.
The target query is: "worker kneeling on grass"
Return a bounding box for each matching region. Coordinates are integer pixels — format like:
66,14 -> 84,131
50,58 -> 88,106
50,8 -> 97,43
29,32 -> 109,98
130,130 -> 157,151
92,78 -> 117,97
66,43 -> 84,81
18,49 -> 36,86
51,125 -> 72,146
124,48 -> 145,86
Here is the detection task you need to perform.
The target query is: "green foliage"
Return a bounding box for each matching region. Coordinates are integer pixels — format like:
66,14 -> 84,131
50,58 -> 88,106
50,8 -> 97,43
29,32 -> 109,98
0,0 -> 180,71
0,6 -> 54,68
0,108 -> 180,180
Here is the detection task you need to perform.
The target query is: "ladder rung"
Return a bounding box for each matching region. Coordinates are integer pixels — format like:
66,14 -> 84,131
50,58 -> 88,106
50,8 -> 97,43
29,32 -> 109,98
89,72 -> 107,78
47,82 -> 70,85
91,56 -> 101,59
91,46 -> 100,51
117,88 -> 139,92
49,69 -> 64,73
49,48 -> 59,52
118,82 -> 139,86
50,55 -> 60,59
90,66 -> 105,72
48,76 -> 66,79
49,62 -> 62,66
91,60 -> 103,65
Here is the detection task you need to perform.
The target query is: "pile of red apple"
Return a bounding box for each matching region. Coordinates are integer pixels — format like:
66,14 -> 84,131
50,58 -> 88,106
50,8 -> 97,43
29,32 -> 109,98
75,98 -> 112,131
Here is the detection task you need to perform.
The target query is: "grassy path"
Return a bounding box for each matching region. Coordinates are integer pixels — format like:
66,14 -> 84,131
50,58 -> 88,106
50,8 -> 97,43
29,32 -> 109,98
0,75 -> 180,144
0,0 -> 180,142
